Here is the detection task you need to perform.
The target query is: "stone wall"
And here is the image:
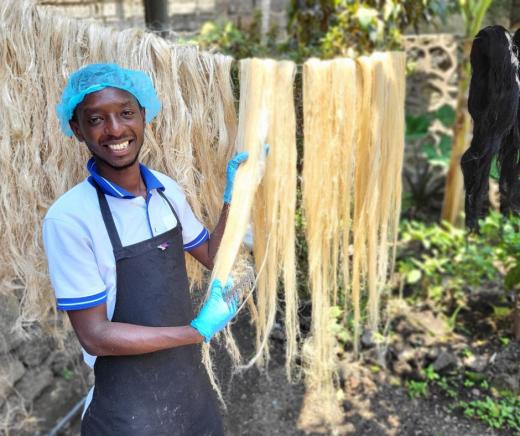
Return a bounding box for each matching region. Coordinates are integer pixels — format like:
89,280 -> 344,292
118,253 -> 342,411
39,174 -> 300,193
404,33 -> 459,147
404,34 -> 459,115
0,294 -> 88,434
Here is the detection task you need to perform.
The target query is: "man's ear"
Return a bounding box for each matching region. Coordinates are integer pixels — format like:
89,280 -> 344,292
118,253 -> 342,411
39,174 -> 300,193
140,107 -> 146,125
69,119 -> 85,142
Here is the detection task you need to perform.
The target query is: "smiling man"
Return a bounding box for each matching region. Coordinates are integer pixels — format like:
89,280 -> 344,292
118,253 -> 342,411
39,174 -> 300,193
43,63 -> 246,435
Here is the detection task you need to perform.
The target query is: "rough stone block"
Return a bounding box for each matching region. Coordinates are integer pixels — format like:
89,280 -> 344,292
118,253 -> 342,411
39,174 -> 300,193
0,294 -> 21,350
0,356 -> 26,398
0,332 -> 9,354
14,368 -> 53,403
17,335 -> 53,368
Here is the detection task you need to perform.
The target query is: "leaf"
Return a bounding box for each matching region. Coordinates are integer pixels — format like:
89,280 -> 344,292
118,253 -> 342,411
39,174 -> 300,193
469,0 -> 493,37
504,263 -> 520,290
329,305 -> 342,319
490,155 -> 499,181
406,113 -> 431,136
355,6 -> 378,29
435,104 -> 456,126
407,269 -> 422,284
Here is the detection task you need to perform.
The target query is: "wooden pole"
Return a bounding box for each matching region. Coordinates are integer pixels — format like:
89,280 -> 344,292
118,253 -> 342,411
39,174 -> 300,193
514,294 -> 520,341
261,0 -> 271,44
441,39 -> 472,224
143,0 -> 169,35
512,0 -> 520,29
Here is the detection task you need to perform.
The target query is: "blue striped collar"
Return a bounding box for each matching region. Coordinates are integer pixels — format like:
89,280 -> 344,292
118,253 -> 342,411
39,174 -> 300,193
86,157 -> 164,198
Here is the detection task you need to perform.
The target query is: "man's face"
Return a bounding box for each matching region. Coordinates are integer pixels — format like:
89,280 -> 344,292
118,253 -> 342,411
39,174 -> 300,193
70,87 -> 146,172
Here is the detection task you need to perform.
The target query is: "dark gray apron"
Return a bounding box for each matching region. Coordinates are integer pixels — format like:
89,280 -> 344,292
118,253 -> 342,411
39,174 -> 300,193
81,186 -> 223,436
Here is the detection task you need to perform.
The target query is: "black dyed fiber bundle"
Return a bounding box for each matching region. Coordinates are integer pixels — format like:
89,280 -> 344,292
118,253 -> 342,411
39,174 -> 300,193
461,25 -> 520,230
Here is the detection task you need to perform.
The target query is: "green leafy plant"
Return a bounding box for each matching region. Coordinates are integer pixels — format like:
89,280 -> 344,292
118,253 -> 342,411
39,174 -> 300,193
424,364 -> 440,382
62,368 -> 74,381
457,396 -> 520,433
288,0 -> 451,59
398,213 -> 520,311
402,105 -> 455,219
329,306 -> 350,344
437,376 -> 458,398
407,380 -> 428,399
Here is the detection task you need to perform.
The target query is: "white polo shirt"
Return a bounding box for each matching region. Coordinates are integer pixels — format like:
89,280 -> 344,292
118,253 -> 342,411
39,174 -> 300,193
42,158 -> 209,368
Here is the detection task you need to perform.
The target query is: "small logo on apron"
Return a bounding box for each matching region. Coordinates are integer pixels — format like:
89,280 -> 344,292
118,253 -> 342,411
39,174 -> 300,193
157,242 -> 170,251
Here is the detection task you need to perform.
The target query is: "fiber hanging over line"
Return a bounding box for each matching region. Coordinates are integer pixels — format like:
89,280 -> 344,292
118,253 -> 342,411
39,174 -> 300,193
301,53 -> 406,419
351,52 -> 406,343
301,58 -> 353,423
204,58 -> 299,379
0,0 -> 237,325
461,25 -> 520,230
252,61 -> 299,376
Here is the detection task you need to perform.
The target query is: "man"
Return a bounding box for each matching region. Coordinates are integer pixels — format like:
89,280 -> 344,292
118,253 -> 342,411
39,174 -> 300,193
43,63 -> 246,435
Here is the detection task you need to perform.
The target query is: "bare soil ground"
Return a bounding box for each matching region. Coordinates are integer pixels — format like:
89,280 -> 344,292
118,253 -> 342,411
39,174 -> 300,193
40,301 -> 518,435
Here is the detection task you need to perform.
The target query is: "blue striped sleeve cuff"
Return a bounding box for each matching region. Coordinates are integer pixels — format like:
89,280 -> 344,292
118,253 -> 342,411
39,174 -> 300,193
56,290 -> 107,311
184,228 -> 209,251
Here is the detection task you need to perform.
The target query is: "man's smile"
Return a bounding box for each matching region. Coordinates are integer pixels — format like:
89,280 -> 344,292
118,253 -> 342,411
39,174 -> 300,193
106,139 -> 132,153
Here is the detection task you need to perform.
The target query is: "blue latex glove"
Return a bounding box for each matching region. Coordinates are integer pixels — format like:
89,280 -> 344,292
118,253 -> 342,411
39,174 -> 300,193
223,151 -> 249,204
223,144 -> 270,205
190,278 -> 238,342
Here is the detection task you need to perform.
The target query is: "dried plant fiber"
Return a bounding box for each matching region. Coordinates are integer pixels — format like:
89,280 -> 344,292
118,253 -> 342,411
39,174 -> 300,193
0,0 -> 237,327
461,26 -> 520,230
209,58 -> 273,285
199,58 -> 299,397
301,53 -> 405,421
301,58 -> 355,422
350,52 -> 406,350
251,61 -> 299,377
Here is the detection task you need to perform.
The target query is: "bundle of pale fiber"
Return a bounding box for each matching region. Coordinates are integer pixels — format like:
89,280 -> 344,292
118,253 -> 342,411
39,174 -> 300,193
300,53 -> 406,424
207,59 -> 299,385
0,0 -> 237,325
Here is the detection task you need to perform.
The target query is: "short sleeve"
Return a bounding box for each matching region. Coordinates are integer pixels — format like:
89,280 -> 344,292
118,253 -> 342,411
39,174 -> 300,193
176,192 -> 209,251
43,218 -> 107,310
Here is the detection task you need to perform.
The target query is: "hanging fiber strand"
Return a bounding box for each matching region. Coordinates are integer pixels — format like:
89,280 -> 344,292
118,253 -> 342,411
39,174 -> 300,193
498,28 -> 520,218
209,59 -> 272,286
301,54 -> 406,422
207,59 -> 299,382
201,58 -> 292,400
372,52 -> 406,328
333,58 -> 360,327
301,58 -> 343,422
349,52 -> 406,350
461,25 -> 520,230
250,60 -> 299,377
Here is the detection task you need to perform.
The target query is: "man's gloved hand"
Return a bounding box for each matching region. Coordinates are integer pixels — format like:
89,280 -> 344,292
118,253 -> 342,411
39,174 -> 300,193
190,278 -> 238,342
223,151 -> 249,204
223,144 -> 270,205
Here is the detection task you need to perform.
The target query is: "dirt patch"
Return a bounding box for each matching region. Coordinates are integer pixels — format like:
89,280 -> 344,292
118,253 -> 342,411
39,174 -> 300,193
40,304 -> 519,435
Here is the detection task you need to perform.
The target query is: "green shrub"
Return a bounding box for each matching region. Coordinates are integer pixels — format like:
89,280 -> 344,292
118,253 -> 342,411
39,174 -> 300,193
398,213 -> 520,313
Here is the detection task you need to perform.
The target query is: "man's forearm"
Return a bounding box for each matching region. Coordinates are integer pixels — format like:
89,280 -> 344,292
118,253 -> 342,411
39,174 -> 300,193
89,323 -> 202,356
207,203 -> 230,263
68,308 -> 203,357
188,204 -> 230,269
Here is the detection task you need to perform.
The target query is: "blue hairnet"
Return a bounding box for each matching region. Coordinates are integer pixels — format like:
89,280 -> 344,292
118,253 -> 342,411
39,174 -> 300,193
56,63 -> 161,137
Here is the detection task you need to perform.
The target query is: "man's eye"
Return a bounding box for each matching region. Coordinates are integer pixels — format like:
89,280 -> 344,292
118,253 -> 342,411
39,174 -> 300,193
122,110 -> 135,117
88,117 -> 102,124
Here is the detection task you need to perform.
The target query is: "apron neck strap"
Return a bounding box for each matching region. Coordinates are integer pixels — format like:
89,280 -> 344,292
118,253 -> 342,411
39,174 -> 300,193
157,190 -> 183,232
95,184 -> 123,251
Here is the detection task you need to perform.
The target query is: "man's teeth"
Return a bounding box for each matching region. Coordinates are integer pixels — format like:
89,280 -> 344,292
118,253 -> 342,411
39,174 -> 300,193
108,141 -> 129,151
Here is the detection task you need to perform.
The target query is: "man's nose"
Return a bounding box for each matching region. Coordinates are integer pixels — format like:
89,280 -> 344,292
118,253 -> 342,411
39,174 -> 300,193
104,114 -> 124,137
